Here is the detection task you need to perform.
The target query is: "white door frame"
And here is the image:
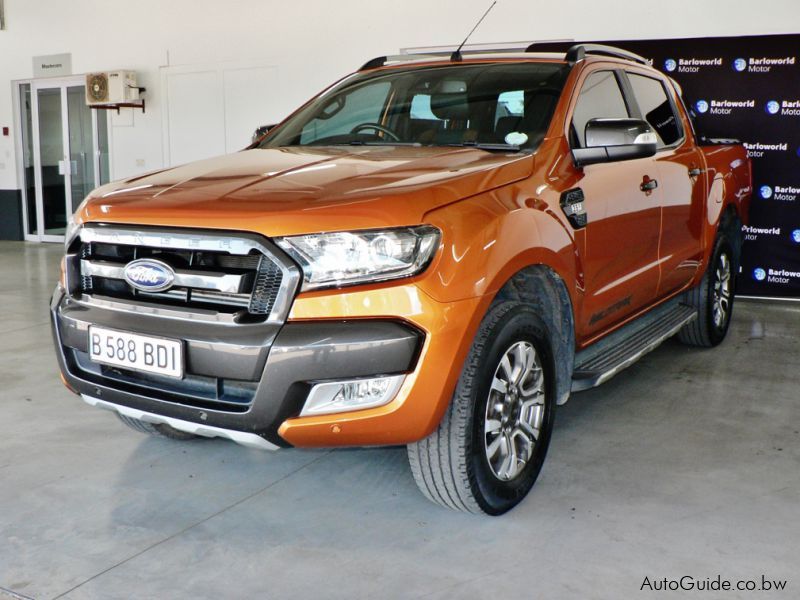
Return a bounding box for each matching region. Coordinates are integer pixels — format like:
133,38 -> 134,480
14,76 -> 108,242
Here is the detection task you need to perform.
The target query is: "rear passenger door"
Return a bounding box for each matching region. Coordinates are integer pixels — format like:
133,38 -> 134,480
569,69 -> 662,337
623,70 -> 706,296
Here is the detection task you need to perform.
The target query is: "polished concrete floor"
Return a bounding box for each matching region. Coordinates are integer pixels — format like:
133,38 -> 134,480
1,240 -> 798,600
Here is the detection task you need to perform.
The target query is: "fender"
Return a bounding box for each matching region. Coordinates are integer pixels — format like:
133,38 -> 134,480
691,143 -> 751,289
418,186 -> 582,313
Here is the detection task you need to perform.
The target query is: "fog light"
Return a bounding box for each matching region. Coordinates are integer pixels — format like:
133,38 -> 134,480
300,375 -> 405,417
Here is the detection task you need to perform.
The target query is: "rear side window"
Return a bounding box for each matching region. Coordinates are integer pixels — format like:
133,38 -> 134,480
627,73 -> 682,147
571,71 -> 630,147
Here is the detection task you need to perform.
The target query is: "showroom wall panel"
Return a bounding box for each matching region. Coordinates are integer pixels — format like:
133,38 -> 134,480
164,69 -> 225,165
161,62 -> 279,166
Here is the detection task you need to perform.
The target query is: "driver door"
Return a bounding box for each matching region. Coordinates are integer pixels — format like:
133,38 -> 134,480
569,69 -> 663,338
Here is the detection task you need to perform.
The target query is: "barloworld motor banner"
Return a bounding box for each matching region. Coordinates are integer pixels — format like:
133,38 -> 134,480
541,34 -> 800,299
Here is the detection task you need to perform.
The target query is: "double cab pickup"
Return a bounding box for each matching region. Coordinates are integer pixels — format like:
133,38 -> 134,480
52,44 -> 751,514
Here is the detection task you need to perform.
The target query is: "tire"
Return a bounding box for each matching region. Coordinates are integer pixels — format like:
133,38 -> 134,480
116,413 -> 198,441
678,235 -> 735,347
407,301 -> 557,515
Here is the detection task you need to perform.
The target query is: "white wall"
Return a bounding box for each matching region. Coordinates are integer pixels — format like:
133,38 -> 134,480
0,0 -> 798,189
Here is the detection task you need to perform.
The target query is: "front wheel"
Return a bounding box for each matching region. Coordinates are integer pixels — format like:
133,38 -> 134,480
679,235 -> 735,347
407,301 -> 557,515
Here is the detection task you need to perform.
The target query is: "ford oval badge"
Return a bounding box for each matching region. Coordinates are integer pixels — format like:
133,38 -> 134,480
123,259 -> 175,292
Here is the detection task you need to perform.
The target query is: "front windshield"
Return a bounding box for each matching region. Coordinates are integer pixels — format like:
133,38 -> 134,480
260,62 -> 569,151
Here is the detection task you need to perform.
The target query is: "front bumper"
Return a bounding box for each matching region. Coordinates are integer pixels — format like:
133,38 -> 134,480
51,288 -> 423,447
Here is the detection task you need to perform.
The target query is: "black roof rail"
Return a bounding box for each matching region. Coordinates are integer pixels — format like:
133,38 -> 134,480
563,43 -> 649,66
360,56 -> 389,71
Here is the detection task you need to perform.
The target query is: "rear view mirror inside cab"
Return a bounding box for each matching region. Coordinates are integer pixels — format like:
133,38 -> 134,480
318,95 -> 346,120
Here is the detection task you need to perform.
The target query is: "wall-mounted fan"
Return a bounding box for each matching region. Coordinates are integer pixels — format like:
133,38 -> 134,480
86,73 -> 109,103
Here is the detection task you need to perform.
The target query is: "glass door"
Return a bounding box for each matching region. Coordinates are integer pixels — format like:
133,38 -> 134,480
19,77 -> 110,242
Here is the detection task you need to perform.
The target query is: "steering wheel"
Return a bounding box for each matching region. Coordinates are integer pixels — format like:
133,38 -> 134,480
350,122 -> 401,142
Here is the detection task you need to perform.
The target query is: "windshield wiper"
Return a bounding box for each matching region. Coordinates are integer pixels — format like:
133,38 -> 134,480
446,141 -> 523,152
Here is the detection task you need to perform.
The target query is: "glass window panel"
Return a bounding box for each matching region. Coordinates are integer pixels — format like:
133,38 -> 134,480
628,73 -> 682,147
37,87 -> 67,236
571,71 -> 630,147
67,85 -> 95,208
19,84 -> 37,235
97,111 -> 110,185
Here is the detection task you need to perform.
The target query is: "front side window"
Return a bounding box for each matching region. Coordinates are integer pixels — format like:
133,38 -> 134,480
627,73 -> 682,147
571,71 -> 630,147
262,62 -> 570,151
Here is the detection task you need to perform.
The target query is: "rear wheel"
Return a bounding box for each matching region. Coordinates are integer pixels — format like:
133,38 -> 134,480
679,235 -> 735,347
116,413 -> 198,441
407,301 -> 556,515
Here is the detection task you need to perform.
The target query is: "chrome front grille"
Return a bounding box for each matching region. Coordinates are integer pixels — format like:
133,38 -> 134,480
68,225 -> 300,322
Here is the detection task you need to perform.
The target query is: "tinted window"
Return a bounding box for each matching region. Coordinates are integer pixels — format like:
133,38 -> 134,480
628,73 -> 682,147
495,90 -> 524,122
571,71 -> 629,147
299,82 -> 392,144
409,94 -> 443,121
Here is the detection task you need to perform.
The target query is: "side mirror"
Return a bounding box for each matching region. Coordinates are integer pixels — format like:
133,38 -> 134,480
252,124 -> 277,144
572,118 -> 657,167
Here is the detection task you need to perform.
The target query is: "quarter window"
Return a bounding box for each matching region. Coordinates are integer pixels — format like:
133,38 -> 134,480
627,73 -> 682,147
571,71 -> 630,147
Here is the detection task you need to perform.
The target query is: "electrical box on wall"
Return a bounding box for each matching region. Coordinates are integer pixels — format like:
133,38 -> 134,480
85,71 -> 139,106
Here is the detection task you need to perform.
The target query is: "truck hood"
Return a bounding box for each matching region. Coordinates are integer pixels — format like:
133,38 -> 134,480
79,146 -> 533,237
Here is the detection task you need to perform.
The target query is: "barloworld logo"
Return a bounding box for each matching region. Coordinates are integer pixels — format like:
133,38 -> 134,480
792,229 -> 800,244
666,57 -> 723,73
762,184 -> 800,201
753,266 -> 800,284
767,100 -> 800,116
743,141 -> 788,158
742,225 -> 781,241
742,56 -> 797,73
695,99 -> 755,115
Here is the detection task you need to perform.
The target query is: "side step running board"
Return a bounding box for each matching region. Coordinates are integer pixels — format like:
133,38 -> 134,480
571,299 -> 697,392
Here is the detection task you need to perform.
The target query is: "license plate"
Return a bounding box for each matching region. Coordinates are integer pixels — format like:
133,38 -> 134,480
88,326 -> 183,379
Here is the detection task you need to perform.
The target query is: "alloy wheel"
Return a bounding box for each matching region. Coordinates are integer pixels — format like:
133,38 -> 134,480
712,252 -> 731,329
484,341 -> 546,481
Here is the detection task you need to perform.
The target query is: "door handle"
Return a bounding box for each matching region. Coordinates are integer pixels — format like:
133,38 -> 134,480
688,167 -> 704,177
640,176 -> 658,192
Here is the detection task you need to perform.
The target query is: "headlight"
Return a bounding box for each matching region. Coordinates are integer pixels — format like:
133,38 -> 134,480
276,225 -> 440,290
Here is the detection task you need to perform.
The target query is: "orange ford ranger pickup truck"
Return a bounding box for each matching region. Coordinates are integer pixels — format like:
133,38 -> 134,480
52,44 -> 752,514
